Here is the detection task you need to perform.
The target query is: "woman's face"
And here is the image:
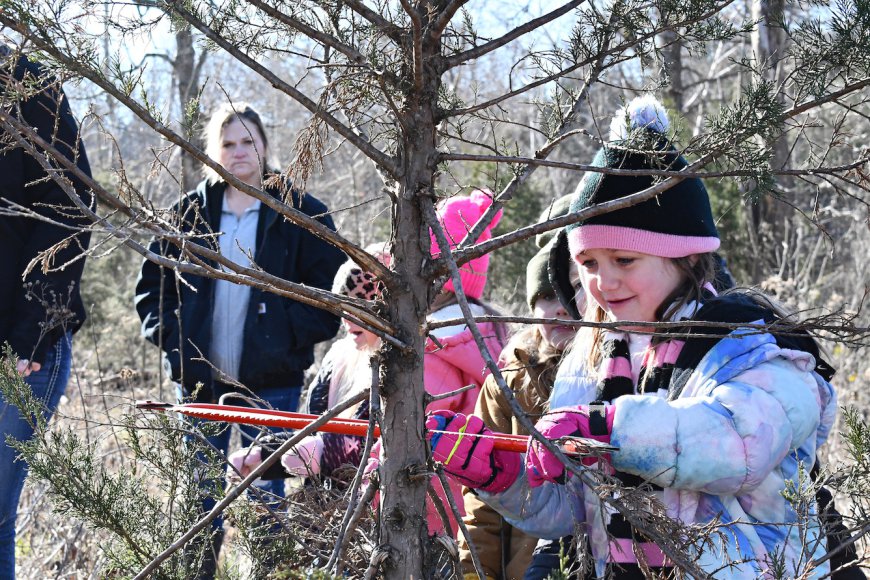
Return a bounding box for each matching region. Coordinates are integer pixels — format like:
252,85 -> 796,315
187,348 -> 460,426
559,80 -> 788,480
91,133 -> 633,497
534,295 -> 576,350
344,318 -> 381,350
218,118 -> 266,185
574,248 -> 686,330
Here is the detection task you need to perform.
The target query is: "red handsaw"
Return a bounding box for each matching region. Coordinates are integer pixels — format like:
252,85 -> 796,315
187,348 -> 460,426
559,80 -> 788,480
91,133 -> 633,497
135,401 -> 618,455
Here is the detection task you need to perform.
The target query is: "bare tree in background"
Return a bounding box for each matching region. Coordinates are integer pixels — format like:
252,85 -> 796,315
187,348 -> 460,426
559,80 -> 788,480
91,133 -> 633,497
0,0 -> 869,578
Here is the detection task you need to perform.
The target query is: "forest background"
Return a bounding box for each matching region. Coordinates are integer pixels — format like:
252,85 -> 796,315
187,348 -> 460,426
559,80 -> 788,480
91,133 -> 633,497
0,0 -> 869,578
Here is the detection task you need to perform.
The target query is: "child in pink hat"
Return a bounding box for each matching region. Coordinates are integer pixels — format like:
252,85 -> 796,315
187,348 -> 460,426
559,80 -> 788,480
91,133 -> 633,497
420,189 -> 508,535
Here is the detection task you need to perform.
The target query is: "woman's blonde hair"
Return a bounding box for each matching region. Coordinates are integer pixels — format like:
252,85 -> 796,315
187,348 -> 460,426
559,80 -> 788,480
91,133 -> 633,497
202,102 -> 271,183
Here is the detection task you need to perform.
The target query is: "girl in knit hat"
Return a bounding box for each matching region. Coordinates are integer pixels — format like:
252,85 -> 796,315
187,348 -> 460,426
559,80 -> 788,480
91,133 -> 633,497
426,97 -> 838,579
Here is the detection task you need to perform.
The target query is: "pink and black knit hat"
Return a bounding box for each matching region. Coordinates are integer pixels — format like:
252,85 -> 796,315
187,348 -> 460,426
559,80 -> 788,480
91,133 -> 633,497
567,95 -> 720,259
431,188 -> 503,300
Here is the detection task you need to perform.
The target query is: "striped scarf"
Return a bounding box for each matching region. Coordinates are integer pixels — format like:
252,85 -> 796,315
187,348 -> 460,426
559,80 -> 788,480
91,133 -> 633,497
595,332 -> 685,402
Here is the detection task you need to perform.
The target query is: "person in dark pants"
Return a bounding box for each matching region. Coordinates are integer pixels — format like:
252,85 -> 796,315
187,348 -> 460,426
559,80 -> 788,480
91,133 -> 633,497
0,45 -> 93,580
134,102 -> 344,578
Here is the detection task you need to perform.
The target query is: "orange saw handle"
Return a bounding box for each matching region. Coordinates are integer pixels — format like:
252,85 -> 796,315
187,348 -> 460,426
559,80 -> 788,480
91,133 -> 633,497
135,401 -> 616,455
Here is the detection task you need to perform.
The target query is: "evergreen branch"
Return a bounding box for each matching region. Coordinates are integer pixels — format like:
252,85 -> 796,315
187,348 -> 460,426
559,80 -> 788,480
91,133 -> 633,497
442,0 -> 584,68
786,76 -> 870,119
245,0 -> 369,65
447,81 -> 870,274
448,22 -> 614,256
342,0 -> 404,41
132,389 -> 371,579
443,0 -> 739,117
438,152 -> 870,180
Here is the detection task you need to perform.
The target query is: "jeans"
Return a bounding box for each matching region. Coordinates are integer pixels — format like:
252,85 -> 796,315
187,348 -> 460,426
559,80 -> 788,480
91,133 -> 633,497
0,333 -> 73,580
177,382 -> 302,530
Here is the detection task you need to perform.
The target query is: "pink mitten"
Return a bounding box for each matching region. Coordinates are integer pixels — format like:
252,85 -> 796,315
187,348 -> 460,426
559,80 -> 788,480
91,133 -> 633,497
526,404 -> 614,488
426,410 -> 520,493
228,445 -> 264,478
280,435 -> 324,476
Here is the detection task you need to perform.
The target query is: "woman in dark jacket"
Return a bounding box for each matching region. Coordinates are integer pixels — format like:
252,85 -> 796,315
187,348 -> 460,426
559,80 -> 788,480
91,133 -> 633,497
134,102 -> 344,577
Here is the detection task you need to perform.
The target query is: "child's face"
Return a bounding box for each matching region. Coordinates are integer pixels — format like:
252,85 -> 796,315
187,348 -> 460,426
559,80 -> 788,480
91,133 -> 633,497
568,258 -> 587,314
343,318 -> 381,350
534,295 -> 576,350
574,248 -> 685,329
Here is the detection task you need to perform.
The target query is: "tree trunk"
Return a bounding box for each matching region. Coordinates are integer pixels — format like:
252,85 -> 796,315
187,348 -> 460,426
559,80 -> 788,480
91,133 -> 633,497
661,31 -> 684,113
376,19 -> 444,580
174,26 -> 204,192
750,0 -> 790,278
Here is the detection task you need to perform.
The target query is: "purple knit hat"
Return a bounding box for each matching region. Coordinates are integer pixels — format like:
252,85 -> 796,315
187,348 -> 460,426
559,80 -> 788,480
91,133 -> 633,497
431,189 -> 503,299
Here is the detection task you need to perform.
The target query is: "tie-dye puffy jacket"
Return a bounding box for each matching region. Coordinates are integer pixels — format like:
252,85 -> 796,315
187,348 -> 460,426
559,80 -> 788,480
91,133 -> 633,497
479,323 -> 837,579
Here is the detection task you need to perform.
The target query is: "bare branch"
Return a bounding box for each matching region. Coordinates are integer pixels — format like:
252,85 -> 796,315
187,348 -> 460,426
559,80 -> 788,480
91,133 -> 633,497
166,2 -> 402,178
245,0 -> 369,66
327,356 -> 382,574
443,0 -> 584,68
0,14 -> 396,285
433,467 -> 487,580
427,314 -> 870,346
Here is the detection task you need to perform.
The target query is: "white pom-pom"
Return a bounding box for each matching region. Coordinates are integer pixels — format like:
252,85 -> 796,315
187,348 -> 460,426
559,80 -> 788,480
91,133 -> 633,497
608,95 -> 670,141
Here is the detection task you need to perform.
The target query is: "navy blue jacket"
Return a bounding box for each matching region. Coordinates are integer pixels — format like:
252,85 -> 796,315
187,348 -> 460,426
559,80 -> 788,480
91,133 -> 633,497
0,51 -> 93,364
134,179 -> 344,393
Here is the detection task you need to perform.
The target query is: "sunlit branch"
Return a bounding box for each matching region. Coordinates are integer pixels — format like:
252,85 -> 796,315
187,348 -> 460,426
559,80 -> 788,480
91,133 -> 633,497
0,107 -> 406,349
167,2 -> 401,178
342,0 -> 404,42
245,0 -> 368,65
443,0 -> 584,68
429,0 -> 469,38
443,0 -> 738,118
0,14 -> 395,285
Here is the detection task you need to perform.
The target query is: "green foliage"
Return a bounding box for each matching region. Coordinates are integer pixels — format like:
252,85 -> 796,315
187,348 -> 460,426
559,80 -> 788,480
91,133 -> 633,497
0,354 -> 227,578
842,406 -> 870,477
699,80 -> 786,202
790,0 -> 870,102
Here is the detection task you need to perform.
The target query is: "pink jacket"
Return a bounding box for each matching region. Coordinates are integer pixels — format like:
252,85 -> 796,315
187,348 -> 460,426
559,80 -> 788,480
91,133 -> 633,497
422,304 -> 504,535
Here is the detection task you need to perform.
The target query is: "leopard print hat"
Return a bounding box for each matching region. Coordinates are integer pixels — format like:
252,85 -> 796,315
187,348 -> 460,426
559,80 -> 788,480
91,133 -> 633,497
331,242 -> 391,300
